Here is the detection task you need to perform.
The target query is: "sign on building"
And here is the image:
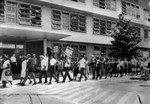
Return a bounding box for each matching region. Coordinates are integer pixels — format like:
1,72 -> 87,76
53,46 -> 59,53
65,46 -> 73,57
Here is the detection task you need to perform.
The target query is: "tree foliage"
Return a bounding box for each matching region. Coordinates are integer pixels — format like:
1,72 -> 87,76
110,14 -> 141,60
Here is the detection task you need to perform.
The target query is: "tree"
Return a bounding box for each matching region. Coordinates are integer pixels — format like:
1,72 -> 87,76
110,14 -> 141,60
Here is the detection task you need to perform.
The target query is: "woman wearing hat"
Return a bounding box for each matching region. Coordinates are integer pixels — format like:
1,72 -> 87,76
1,55 -> 13,87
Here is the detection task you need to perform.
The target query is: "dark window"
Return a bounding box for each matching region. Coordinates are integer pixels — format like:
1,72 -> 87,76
144,29 -> 148,39
0,0 -> 5,22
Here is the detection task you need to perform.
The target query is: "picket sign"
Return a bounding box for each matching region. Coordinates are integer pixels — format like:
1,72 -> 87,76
65,46 -> 73,57
53,46 -> 59,53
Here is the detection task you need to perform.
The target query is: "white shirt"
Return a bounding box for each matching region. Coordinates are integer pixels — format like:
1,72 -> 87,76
44,56 -> 49,70
65,59 -> 71,67
50,58 -> 56,66
78,58 -> 86,68
41,59 -> 47,71
10,56 -> 16,63
3,60 -> 10,69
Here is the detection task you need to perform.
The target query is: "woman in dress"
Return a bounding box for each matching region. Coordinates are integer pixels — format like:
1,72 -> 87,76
1,55 -> 13,88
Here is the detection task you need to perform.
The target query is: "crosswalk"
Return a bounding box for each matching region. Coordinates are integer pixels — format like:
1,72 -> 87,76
35,84 -> 145,104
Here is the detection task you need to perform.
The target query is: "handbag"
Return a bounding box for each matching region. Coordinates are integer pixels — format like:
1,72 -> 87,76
5,70 -> 12,76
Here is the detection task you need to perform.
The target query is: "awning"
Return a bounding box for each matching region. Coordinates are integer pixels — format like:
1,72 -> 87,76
60,34 -> 114,45
0,25 -> 70,44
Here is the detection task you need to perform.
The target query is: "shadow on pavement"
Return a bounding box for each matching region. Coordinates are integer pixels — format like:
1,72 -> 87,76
139,85 -> 150,87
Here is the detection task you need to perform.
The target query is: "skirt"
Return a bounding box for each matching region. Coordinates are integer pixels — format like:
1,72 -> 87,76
1,69 -> 13,81
20,68 -> 26,78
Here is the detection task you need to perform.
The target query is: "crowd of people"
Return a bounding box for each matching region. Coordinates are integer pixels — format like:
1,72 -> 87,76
0,53 -> 150,88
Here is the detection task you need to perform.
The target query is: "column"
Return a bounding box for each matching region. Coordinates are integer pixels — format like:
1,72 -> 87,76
43,39 -> 47,55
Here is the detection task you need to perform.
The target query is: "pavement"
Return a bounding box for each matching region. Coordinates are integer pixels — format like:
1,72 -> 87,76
0,75 -> 150,104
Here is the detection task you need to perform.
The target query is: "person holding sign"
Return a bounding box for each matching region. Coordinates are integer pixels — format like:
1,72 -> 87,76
62,56 -> 73,82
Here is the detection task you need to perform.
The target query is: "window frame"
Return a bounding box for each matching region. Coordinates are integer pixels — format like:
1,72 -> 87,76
93,0 -> 116,11
121,0 -> 140,18
51,8 -> 86,33
5,0 -> 18,24
93,17 -> 116,36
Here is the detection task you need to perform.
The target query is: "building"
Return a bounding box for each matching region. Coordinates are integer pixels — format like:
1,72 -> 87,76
0,0 -> 150,61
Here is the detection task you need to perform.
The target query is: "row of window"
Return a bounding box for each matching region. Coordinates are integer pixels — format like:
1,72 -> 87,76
122,1 -> 140,18
0,0 -> 41,26
93,18 -> 116,35
93,0 -> 116,11
52,9 -> 86,33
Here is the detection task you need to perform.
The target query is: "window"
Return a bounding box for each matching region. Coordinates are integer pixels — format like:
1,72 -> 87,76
0,0 -> 5,22
19,3 -> 31,25
79,45 -> 86,57
144,29 -> 148,39
71,45 -> 78,58
132,26 -> 140,37
101,47 -> 106,58
62,12 -> 70,30
71,0 -> 85,3
93,0 -> 116,11
52,9 -> 86,33
143,8 -> 149,20
31,5 -> 42,26
52,10 -> 61,29
5,1 -> 18,23
19,3 -> 41,26
122,1 -> 140,18
93,18 -> 116,35
94,46 -> 101,55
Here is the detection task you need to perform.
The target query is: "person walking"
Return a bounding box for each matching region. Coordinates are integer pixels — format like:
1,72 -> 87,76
62,56 -> 72,82
38,55 -> 48,84
78,55 -> 87,81
57,57 -> 64,82
131,56 -> 137,76
49,55 -> 58,84
0,56 -> 3,81
21,54 -> 37,86
120,58 -> 124,77
10,54 -> 17,74
90,55 -> 96,79
95,57 -> 102,80
85,57 -> 90,79
19,56 -> 32,84
1,55 -> 13,87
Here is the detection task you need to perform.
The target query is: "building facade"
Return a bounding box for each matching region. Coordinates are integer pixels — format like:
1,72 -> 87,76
0,0 -> 150,61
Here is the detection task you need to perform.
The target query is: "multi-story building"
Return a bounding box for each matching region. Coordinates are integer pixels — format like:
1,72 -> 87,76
0,0 -> 150,61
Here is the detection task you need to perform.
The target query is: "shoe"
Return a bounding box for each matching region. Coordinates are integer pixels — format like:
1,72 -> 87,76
29,81 -> 32,84
69,79 -> 73,82
20,83 -> 25,86
33,83 -> 37,85
3,85 -> 6,88
85,78 -> 87,81
10,81 -> 12,85
48,82 -> 51,85
38,82 -> 42,84
44,82 -> 47,83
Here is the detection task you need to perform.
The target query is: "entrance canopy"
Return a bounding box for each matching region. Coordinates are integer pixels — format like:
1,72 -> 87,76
0,25 -> 70,44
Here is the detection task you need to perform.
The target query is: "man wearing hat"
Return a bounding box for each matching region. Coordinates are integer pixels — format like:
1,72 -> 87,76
38,55 -> 47,83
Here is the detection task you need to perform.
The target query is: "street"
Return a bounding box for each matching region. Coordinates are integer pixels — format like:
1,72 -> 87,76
0,75 -> 150,104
